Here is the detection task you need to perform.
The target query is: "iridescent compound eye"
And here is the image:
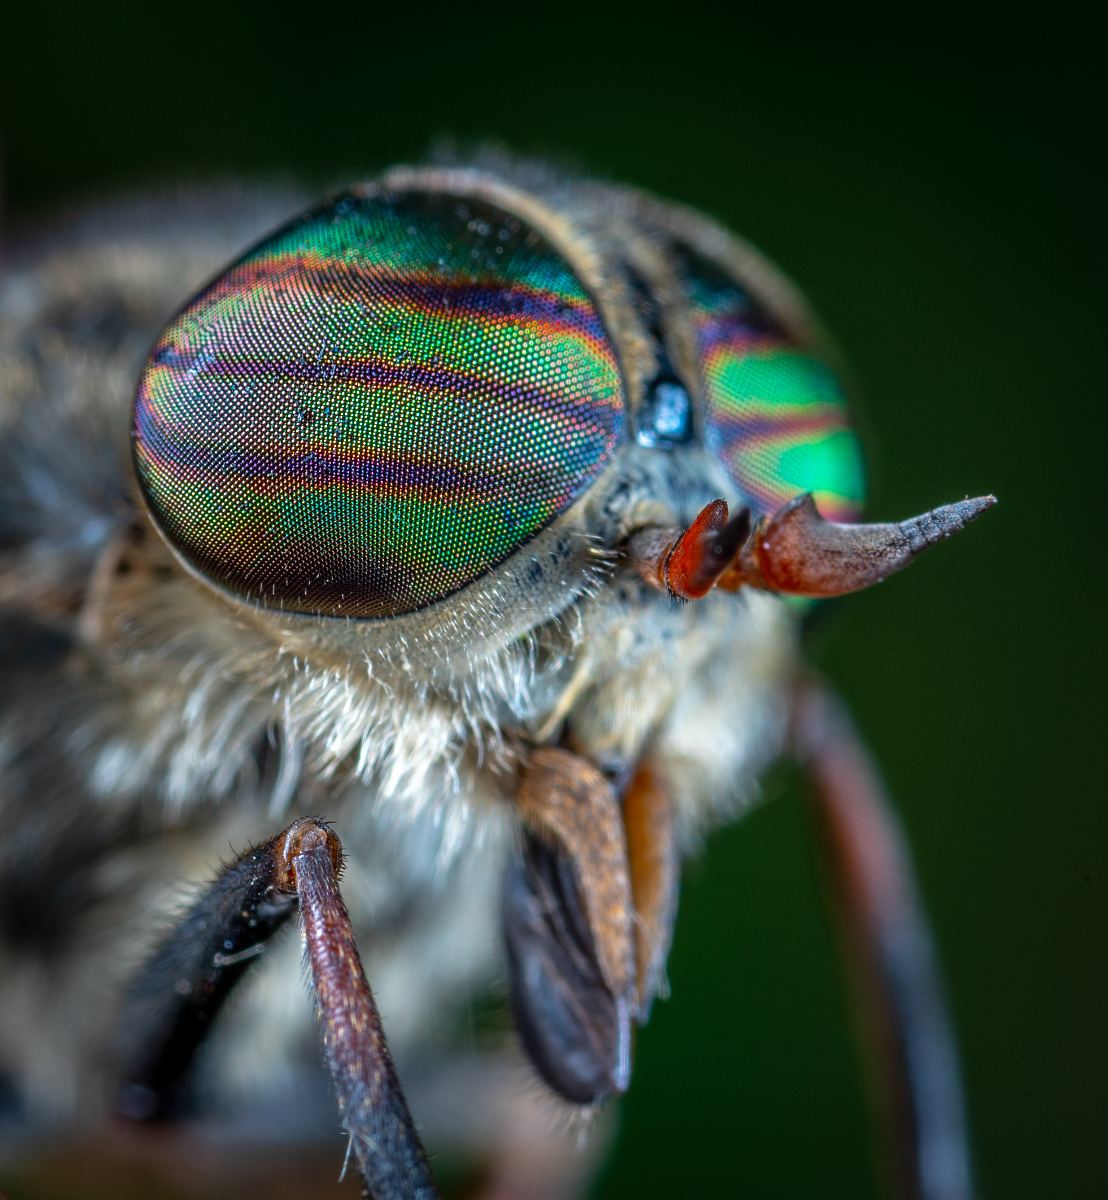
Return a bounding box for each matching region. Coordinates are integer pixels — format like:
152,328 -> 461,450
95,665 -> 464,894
678,246 -> 865,522
133,189 -> 625,618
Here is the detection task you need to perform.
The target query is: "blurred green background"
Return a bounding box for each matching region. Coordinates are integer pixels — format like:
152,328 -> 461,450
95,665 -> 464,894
1,6 -> 1102,1198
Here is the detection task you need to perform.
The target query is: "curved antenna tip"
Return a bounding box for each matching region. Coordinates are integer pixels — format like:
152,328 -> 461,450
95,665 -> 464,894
956,493 -> 998,517
741,491 -> 999,598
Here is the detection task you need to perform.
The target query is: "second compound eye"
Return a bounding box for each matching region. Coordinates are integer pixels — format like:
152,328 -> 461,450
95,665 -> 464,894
677,245 -> 865,524
132,188 -> 625,619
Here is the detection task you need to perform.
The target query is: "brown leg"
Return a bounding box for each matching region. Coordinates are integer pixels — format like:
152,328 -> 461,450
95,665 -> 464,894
279,820 -> 438,1200
792,682 -> 974,1200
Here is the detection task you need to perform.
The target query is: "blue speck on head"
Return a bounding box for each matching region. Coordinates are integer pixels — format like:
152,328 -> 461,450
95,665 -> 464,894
636,380 -> 693,448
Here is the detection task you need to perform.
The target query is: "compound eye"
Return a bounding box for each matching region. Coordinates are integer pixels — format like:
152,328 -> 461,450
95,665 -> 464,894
680,247 -> 865,522
133,189 -> 624,618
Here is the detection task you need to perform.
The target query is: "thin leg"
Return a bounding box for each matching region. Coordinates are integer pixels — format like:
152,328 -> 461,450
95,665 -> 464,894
116,817 -> 439,1200
115,831 -> 298,1121
279,820 -> 438,1200
792,682 -> 974,1200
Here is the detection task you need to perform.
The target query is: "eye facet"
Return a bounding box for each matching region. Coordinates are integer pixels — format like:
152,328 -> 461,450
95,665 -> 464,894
133,188 -> 625,618
679,247 -> 865,522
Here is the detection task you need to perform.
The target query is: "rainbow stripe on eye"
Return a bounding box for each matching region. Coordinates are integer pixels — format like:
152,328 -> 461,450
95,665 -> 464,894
133,190 -> 625,618
683,252 -> 865,523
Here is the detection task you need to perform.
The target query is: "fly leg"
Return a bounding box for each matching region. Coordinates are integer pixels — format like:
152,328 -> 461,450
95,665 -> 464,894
116,816 -> 439,1200
115,830 -> 298,1122
792,682 -> 974,1200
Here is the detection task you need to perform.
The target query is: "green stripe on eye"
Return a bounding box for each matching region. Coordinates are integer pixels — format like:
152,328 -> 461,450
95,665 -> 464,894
776,432 -> 866,513
712,352 -> 842,409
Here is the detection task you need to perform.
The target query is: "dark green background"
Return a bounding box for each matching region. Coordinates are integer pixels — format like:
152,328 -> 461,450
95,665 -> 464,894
2,7 -> 1102,1198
